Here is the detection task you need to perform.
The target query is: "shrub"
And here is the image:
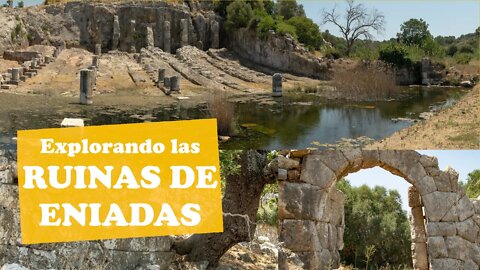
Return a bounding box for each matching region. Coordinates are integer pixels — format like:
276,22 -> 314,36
256,13 -> 276,37
447,44 -> 458,56
256,193 -> 278,226
460,45 -> 475,54
17,0 -> 24,8
286,16 -> 322,50
226,0 -> 254,32
378,43 -> 412,68
454,53 -> 474,64
275,21 -> 297,39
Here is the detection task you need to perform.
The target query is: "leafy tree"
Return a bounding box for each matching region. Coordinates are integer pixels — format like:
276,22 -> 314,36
378,42 -> 412,68
322,0 -> 385,56
465,169 -> 480,198
274,0 -> 305,20
397,18 -> 432,46
337,180 -> 412,268
17,0 -> 24,8
287,16 -> 323,50
225,0 -> 254,32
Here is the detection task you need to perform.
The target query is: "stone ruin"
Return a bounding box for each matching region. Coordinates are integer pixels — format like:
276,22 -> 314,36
73,2 -> 220,54
0,46 -> 63,90
277,150 -> 480,270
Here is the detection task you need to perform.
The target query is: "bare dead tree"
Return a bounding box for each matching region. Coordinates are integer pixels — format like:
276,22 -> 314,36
322,0 -> 385,56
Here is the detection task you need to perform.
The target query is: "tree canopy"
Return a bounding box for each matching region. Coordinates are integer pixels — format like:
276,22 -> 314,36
397,18 -> 432,46
337,179 -> 412,268
465,169 -> 480,198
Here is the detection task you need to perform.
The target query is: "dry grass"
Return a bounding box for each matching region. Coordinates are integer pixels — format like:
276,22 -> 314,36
333,65 -> 400,101
207,90 -> 235,136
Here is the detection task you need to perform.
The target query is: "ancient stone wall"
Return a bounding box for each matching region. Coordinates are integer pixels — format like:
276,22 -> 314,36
278,150 -> 480,270
0,149 -> 175,269
66,1 -> 220,54
229,28 -> 331,80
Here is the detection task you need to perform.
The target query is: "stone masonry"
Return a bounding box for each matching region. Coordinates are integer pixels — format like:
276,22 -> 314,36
277,150 -> 480,270
0,150 -> 175,269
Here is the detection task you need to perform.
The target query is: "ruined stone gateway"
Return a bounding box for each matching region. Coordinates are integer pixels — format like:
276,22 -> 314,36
277,150 -> 480,270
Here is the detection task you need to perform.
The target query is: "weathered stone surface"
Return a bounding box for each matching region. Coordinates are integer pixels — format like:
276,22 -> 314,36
465,259 -> 479,270
423,191 -> 457,222
457,195 -> 476,221
445,236 -> 471,261
280,220 -> 320,252
102,237 -> 171,252
278,181 -> 325,220
412,242 -> 429,270
277,156 -> 299,170
311,151 -> 349,178
430,258 -> 464,270
457,218 -> 479,243
415,175 -> 437,195
229,28 -> 330,80
419,155 -> 439,169
0,184 -> 18,209
428,237 -> 448,258
300,155 -> 336,189
435,171 -> 456,192
287,169 -> 300,181
426,222 -> 456,237
340,148 -> 362,172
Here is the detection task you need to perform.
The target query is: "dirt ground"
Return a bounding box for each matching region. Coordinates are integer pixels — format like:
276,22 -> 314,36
368,85 -> 480,149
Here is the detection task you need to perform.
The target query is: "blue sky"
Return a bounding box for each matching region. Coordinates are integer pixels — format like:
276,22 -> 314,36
346,150 -> 480,211
299,0 -> 480,40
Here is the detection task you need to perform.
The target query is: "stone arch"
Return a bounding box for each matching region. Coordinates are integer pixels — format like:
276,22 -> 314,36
277,150 -> 480,270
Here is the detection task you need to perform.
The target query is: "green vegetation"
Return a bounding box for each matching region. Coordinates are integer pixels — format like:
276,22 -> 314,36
219,150 -> 278,225
221,0 -> 322,51
464,169 -> 480,198
337,179 -> 412,269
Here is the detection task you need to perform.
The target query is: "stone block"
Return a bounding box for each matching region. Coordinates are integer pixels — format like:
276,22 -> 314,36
457,195 -> 475,221
280,220 -> 320,252
300,155 -> 336,189
310,150 -> 349,177
277,156 -> 299,170
456,217 -> 479,243
427,237 -> 448,258
61,118 -> 84,127
415,175 -> 437,195
426,222 -> 456,237
430,258 -> 463,270
445,236 -> 471,261
423,191 -> 457,222
278,181 -> 326,221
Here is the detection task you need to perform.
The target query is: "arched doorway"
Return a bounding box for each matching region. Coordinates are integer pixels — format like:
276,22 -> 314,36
277,150 -> 480,269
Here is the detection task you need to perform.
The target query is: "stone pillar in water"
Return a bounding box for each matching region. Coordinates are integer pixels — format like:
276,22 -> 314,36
421,57 -> 431,85
95,44 -> 102,56
180,19 -> 189,47
170,76 -> 180,92
10,68 -> 19,85
112,15 -> 120,50
146,25 -> 154,48
92,56 -> 99,67
408,187 -> 428,270
158,69 -> 165,85
164,21 -> 171,54
211,20 -> 220,49
272,73 -> 282,97
80,69 -> 94,105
